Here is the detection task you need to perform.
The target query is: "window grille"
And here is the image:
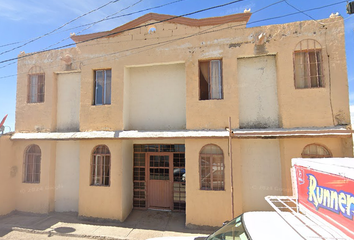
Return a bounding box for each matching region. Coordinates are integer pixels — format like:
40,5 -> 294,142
293,39 -> 324,89
24,144 -> 41,183
27,66 -> 45,103
200,144 -> 224,190
301,144 -> 332,158
91,145 -> 111,186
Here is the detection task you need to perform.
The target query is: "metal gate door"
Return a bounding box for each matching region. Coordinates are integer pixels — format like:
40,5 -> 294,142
147,153 -> 173,209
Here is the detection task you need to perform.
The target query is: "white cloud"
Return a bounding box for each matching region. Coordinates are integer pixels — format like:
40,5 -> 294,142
350,105 -> 354,125
49,0 -> 149,33
0,0 -> 141,30
0,1 -> 54,22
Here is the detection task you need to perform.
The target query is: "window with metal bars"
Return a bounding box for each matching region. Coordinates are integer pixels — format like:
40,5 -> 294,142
94,69 -> 111,105
301,144 -> 332,158
27,66 -> 45,103
293,39 -> 324,89
23,145 -> 41,183
199,59 -> 223,100
91,145 -> 111,186
200,144 -> 224,191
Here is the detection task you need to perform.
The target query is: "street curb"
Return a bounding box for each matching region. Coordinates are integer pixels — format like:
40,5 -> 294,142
12,227 -> 129,240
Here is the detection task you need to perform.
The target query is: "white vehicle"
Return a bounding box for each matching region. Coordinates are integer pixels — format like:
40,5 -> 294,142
150,158 -> 353,240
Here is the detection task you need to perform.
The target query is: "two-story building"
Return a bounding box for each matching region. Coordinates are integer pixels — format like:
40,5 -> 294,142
0,12 -> 352,227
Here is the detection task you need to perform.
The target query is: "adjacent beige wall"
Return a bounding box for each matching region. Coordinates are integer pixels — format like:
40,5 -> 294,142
13,140 -> 56,213
121,140 -> 133,220
0,135 -> 15,215
10,17 -> 343,133
55,141 -> 80,212
15,18 -> 350,132
1,136 -> 352,225
238,55 -> 279,128
125,63 -> 186,130
78,140 -> 127,221
16,48 -> 79,132
241,139 -> 282,211
185,136 -> 350,227
57,72 -> 81,132
185,138 -> 237,227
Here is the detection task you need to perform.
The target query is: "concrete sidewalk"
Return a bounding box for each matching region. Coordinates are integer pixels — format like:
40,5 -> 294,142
0,210 -> 216,240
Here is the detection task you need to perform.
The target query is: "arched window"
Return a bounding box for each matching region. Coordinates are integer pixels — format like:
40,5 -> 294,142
293,39 -> 324,89
91,145 -> 111,186
200,144 -> 224,190
301,144 -> 332,158
24,144 -> 41,183
28,66 -> 45,103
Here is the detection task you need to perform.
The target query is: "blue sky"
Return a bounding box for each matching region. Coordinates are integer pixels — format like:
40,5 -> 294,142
0,0 -> 353,132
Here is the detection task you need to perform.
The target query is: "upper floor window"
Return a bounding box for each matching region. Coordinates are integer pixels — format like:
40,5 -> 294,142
199,59 -> 223,100
301,144 -> 332,158
27,66 -> 45,103
94,69 -> 111,105
24,144 -> 41,183
200,144 -> 224,190
91,145 -> 111,186
293,39 -> 324,89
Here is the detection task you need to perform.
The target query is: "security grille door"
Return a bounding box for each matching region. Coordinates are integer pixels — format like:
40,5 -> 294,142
147,154 -> 173,209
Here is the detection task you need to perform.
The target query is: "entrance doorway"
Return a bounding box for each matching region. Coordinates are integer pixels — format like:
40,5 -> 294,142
147,153 -> 173,209
133,144 -> 185,212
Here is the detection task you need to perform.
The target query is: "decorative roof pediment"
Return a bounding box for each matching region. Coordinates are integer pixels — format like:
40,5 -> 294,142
71,12 -> 251,43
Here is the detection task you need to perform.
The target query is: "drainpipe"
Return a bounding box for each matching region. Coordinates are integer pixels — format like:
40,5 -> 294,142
228,117 -> 235,219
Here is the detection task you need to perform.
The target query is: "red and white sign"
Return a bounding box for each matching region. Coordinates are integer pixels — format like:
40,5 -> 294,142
0,114 -> 7,129
294,165 -> 354,238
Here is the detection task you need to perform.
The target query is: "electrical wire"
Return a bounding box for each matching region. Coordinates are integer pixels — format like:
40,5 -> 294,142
284,0 -> 325,26
0,42 -> 21,48
43,0 -> 145,50
0,0 -> 348,78
56,0 -> 188,33
0,0 -> 246,65
0,0 -> 122,56
0,0 -> 188,69
0,0 -> 288,78
0,0 -> 187,49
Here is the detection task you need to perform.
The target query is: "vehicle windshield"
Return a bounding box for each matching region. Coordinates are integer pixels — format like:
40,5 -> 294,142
206,215 -> 249,240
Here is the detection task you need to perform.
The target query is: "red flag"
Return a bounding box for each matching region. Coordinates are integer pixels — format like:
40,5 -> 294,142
0,114 -> 8,128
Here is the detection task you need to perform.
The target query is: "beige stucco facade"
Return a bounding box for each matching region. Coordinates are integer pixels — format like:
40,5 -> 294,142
0,135 -> 15,216
0,12 -> 352,227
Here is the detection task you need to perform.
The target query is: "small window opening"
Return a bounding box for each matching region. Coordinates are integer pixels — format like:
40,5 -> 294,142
293,39 -> 324,89
199,144 -> 224,191
147,25 -> 156,34
91,145 -> 111,186
301,144 -> 332,158
199,60 -> 223,100
94,69 -> 111,105
27,66 -> 45,103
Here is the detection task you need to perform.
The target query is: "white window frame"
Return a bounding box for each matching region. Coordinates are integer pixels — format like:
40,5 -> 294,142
94,69 -> 111,105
